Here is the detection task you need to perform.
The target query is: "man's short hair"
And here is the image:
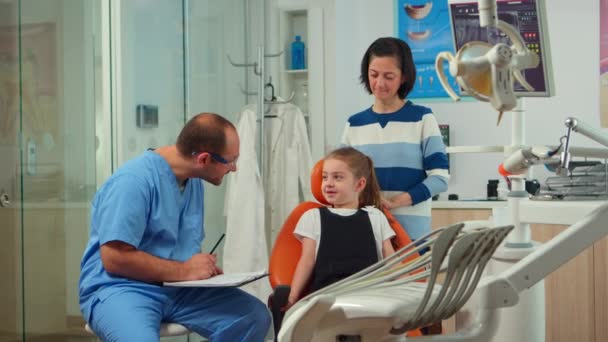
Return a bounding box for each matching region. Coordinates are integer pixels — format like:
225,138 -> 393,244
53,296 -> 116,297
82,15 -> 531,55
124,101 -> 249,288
176,113 -> 236,157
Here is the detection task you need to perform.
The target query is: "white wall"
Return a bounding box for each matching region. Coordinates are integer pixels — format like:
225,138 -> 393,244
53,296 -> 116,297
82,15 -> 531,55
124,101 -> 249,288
331,0 -> 603,199
117,0 -> 252,159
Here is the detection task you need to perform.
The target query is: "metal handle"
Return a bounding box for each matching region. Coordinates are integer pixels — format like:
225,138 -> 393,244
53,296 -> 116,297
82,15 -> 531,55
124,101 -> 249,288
558,118 -> 574,176
0,191 -> 10,207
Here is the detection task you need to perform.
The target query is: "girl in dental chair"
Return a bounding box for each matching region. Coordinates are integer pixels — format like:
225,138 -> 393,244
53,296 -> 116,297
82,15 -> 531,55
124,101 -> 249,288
286,147 -> 396,309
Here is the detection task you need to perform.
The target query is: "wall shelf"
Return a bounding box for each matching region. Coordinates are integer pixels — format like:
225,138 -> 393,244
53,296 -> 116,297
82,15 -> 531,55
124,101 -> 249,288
275,6 -> 324,160
283,69 -> 308,74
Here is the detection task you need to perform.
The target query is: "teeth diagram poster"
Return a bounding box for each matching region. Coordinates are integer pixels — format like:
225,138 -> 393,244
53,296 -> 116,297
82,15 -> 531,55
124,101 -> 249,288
601,0 -> 608,126
396,0 -> 458,99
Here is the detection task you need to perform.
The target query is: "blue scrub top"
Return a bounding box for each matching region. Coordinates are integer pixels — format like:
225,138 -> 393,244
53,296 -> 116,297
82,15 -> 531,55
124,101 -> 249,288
79,151 -> 204,320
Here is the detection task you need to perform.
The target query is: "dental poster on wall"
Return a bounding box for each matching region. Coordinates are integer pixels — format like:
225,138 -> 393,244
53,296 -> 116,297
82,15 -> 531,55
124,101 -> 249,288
396,0 -> 458,98
601,0 -> 608,127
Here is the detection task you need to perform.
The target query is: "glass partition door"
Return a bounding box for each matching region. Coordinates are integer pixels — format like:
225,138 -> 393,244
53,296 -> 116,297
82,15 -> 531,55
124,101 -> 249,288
20,0 -> 100,338
1,0 -> 101,340
0,1 -> 24,340
0,0 -> 264,340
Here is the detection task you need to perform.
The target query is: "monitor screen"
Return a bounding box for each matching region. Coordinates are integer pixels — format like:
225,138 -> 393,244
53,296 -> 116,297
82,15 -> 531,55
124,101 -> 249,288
449,0 -> 554,97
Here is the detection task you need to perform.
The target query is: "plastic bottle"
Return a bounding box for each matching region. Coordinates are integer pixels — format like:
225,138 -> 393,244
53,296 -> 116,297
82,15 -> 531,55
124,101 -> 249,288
291,35 -> 305,70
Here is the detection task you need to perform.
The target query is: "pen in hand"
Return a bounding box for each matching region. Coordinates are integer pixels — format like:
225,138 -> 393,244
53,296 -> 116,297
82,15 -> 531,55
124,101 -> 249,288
209,233 -> 225,255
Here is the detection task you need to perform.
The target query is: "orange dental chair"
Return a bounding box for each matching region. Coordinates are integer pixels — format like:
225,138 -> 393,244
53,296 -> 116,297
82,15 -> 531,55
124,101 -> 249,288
267,160 -> 424,339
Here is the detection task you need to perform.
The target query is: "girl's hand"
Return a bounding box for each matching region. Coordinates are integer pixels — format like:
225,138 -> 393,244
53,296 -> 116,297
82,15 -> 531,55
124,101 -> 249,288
284,296 -> 298,311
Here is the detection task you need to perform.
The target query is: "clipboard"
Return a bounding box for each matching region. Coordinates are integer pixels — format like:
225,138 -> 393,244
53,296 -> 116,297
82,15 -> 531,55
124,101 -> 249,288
163,270 -> 269,288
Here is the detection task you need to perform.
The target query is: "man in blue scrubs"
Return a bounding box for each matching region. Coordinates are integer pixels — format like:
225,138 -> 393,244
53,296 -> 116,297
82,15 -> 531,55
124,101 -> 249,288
79,113 -> 271,341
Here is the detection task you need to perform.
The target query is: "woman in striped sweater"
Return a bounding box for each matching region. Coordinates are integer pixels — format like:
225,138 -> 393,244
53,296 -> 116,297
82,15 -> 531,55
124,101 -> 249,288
341,37 -> 450,242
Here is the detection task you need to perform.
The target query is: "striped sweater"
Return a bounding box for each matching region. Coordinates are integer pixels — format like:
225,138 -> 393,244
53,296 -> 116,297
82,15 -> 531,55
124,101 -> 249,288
341,101 -> 450,240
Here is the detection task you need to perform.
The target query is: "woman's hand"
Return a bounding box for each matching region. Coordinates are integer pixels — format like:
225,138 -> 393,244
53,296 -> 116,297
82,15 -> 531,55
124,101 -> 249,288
382,193 -> 413,210
381,197 -> 395,210
397,193 -> 413,207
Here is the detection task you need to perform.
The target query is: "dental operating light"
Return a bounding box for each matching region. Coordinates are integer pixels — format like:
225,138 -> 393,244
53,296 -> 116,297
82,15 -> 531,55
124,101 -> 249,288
436,0 -> 553,125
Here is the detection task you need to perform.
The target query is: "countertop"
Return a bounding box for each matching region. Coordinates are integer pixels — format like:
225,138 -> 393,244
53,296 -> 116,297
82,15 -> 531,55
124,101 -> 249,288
519,199 -> 607,225
432,200 -> 508,209
432,199 -> 607,225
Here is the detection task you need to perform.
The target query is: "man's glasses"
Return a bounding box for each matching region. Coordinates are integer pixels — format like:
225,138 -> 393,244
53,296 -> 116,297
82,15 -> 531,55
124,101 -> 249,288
192,151 -> 237,169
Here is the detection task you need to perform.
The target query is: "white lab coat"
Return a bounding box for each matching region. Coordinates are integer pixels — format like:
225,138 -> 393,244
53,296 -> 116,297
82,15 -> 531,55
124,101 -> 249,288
262,102 -> 314,244
223,108 -> 272,301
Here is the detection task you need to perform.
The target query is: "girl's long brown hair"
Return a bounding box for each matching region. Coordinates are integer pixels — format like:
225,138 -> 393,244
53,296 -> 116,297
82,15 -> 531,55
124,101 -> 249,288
325,147 -> 382,208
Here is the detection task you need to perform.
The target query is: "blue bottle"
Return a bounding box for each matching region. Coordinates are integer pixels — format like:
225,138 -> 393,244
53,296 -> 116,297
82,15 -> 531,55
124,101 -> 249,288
291,35 -> 305,70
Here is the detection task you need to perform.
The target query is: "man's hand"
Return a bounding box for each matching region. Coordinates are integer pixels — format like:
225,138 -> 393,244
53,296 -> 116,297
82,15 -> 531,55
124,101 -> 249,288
183,253 -> 222,280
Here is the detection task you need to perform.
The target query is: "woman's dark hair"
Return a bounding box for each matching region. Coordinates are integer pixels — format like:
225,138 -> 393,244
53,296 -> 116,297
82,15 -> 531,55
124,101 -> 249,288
325,147 -> 383,209
360,37 -> 416,99
176,113 -> 236,157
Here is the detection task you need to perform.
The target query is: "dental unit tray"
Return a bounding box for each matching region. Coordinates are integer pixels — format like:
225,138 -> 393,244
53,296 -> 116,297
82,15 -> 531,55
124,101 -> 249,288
540,162 -> 608,200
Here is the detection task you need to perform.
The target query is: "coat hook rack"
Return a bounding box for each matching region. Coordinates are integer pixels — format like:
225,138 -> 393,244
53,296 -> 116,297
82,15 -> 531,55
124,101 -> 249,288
226,54 -> 261,75
240,83 -> 258,96
227,47 -> 288,176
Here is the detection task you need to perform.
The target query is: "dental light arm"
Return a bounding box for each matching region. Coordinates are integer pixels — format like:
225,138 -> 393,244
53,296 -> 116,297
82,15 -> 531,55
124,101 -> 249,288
498,145 -> 559,176
477,0 -> 498,27
497,116 -> 608,177
558,116 -> 608,175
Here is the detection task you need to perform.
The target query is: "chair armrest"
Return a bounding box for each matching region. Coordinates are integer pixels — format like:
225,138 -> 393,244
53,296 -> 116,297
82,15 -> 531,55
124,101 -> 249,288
268,285 -> 291,340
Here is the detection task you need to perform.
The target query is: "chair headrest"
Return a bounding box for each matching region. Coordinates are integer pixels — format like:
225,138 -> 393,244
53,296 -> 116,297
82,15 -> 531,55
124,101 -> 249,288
311,159 -> 330,205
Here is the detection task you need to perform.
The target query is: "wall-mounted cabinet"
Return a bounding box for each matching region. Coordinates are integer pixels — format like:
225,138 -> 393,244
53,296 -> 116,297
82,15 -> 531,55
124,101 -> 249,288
277,7 -> 325,160
279,9 -> 309,116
